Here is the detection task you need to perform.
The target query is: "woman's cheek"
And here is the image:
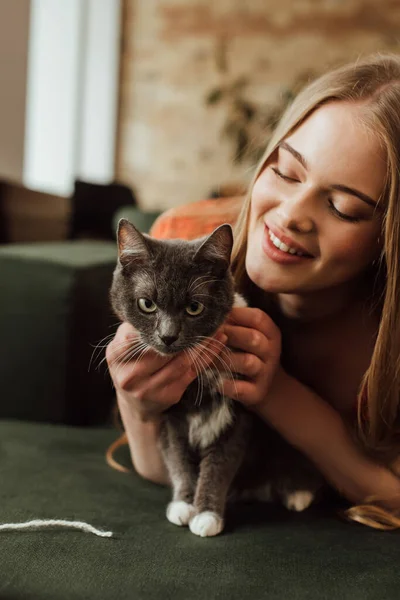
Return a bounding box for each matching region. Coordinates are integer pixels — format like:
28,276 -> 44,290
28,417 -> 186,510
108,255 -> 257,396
324,229 -> 379,269
251,172 -> 275,214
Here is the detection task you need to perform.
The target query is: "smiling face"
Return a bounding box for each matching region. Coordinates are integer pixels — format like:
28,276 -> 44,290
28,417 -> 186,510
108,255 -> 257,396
246,102 -> 387,309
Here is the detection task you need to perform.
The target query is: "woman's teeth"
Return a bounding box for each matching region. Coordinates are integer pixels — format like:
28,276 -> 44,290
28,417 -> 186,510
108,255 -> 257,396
268,230 -> 304,256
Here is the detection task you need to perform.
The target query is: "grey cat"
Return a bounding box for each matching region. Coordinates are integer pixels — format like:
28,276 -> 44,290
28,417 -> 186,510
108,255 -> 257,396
110,219 -> 323,537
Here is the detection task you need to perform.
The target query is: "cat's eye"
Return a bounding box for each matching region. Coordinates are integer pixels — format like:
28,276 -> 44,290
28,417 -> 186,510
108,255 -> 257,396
138,298 -> 157,313
185,301 -> 204,316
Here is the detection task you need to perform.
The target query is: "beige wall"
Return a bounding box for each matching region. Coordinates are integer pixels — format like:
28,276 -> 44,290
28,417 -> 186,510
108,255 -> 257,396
0,0 -> 30,184
116,0 -> 400,211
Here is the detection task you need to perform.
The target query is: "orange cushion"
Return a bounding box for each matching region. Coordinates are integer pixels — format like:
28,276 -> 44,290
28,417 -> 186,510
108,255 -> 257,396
149,196 -> 244,241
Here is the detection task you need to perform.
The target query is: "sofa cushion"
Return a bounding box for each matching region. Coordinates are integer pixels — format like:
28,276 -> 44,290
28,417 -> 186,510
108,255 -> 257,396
0,419 -> 399,600
0,241 -> 117,425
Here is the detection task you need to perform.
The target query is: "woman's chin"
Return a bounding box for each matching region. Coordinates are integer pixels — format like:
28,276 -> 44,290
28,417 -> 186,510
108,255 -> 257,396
246,263 -> 293,294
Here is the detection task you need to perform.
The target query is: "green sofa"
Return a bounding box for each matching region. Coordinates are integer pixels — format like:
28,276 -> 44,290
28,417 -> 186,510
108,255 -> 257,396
0,206 -> 399,600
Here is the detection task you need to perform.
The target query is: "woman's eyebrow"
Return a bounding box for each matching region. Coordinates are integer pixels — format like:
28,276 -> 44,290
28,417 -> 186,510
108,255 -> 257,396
279,141 -> 378,208
279,141 -> 308,169
330,184 -> 377,208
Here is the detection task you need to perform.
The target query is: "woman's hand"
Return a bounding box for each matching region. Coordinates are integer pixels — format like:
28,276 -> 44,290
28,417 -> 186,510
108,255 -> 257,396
106,322 -> 227,422
217,307 -> 282,408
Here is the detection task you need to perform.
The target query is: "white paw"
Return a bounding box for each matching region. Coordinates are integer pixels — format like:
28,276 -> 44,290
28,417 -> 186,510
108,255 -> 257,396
284,490 -> 315,512
189,511 -> 224,537
166,501 -> 196,526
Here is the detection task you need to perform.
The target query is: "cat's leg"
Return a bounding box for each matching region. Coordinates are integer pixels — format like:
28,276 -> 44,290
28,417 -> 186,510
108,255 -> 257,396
189,449 -> 243,537
189,418 -> 249,537
159,422 -> 198,527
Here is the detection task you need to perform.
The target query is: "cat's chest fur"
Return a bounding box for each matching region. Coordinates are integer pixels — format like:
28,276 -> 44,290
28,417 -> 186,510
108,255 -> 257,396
170,292 -> 247,452
187,399 -> 235,450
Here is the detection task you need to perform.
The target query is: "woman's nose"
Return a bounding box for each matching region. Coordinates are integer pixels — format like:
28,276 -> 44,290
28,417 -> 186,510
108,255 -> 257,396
275,189 -> 316,234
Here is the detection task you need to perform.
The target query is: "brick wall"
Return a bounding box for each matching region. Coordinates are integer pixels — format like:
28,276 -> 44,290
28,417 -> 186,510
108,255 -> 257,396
116,0 -> 400,211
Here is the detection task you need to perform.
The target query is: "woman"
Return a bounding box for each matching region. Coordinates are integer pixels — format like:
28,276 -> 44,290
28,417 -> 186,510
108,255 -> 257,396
106,53 -> 400,529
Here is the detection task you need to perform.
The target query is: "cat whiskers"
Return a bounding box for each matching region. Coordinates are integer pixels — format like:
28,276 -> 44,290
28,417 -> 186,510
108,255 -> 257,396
120,344 -> 151,377
185,347 -> 205,407
187,275 -> 214,292
188,276 -> 220,294
88,329 -> 121,372
95,337 -> 140,371
190,293 -> 210,299
185,338 -> 234,404
107,340 -> 150,379
113,340 -> 149,369
112,345 -> 151,382
190,344 -> 222,402
195,336 -> 239,400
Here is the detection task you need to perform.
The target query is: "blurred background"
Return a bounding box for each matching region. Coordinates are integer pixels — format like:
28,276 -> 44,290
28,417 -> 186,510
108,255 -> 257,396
1,0 -> 400,244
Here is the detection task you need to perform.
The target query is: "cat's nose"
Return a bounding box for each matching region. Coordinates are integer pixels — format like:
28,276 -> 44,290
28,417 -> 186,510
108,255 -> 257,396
160,335 -> 178,346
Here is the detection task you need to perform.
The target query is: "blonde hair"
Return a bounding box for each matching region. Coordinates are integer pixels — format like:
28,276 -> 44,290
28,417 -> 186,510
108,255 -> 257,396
107,53 -> 400,529
231,52 -> 400,529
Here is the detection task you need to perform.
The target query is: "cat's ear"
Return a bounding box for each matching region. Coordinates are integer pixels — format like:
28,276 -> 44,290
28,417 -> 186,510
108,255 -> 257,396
117,219 -> 150,269
193,224 -> 233,270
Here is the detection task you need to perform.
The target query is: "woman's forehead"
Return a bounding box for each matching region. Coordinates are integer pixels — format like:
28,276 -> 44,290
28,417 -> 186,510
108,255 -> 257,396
283,102 -> 387,201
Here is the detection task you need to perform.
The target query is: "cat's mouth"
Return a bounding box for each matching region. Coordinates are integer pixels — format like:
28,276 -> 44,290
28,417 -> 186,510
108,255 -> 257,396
151,339 -> 207,357
153,345 -> 183,356
147,337 -> 184,355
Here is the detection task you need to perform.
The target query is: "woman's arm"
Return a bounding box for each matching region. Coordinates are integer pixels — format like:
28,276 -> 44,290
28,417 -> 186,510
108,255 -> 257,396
217,307 -> 400,509
256,367 -> 400,509
117,393 -> 170,486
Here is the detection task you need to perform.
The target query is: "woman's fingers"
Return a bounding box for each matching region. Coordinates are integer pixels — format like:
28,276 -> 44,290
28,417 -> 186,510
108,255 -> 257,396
219,377 -> 257,405
219,350 -> 264,378
222,324 -> 270,360
214,307 -> 282,408
106,323 -> 137,362
226,307 -> 281,342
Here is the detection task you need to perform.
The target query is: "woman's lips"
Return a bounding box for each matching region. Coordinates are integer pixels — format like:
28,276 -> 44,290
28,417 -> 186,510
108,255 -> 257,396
262,225 -> 314,265
267,224 -> 313,256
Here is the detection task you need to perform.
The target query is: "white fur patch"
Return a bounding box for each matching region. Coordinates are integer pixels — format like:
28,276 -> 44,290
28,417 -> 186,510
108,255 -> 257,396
283,490 -> 315,512
233,292 -> 248,308
186,292 -> 246,450
188,398 -> 234,450
189,511 -> 224,537
203,368 -> 223,394
166,501 -> 196,526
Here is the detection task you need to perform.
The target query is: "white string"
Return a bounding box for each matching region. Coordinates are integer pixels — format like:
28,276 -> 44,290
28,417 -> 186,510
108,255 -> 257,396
0,519 -> 113,537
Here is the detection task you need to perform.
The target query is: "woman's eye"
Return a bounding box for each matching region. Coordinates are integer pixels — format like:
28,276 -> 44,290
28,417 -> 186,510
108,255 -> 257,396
327,199 -> 362,223
186,301 -> 205,316
137,298 -> 157,313
271,167 -> 299,183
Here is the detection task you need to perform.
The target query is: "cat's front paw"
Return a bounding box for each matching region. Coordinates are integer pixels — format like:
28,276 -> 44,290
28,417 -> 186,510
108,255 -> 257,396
283,490 -> 315,512
166,501 -> 196,526
189,511 -> 224,537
